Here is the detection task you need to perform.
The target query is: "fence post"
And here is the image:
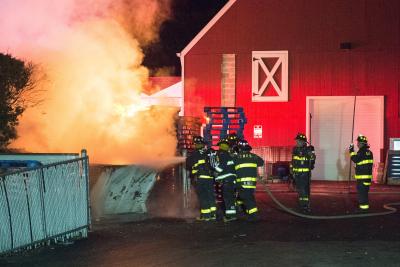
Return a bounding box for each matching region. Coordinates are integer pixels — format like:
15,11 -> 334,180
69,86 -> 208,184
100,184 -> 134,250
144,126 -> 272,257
81,149 -> 91,230
1,177 -> 14,250
181,149 -> 189,209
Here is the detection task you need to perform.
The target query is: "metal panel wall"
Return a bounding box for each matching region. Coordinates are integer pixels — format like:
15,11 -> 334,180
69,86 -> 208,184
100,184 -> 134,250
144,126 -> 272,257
183,0 -> 400,153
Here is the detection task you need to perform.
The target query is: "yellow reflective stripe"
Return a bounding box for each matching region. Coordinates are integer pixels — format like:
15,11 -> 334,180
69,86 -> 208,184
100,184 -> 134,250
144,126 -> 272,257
299,197 -> 309,201
194,159 -> 206,168
235,163 -> 258,170
192,170 -> 198,174
293,168 -> 310,172
210,206 -> 217,211
242,185 -> 256,189
236,200 -> 244,205
201,209 -> 211,214
216,173 -> 236,180
363,182 -> 371,186
356,159 -> 373,165
237,177 -> 257,182
359,204 -> 369,209
293,156 -> 307,160
199,175 -> 213,179
355,175 -> 372,179
247,207 -> 258,214
350,152 -> 357,156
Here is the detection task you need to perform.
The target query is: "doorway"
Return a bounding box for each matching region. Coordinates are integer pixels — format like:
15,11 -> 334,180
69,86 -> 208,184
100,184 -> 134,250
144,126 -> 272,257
306,96 -> 384,180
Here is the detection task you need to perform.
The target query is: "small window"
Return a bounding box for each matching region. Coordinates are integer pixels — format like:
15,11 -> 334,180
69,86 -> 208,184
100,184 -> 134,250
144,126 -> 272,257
252,51 -> 288,102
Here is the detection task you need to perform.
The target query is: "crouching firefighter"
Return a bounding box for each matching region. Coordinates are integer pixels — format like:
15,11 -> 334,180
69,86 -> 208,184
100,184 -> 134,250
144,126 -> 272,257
349,134 -> 373,212
234,139 -> 264,221
186,136 -> 217,221
291,133 -> 316,213
213,138 -> 237,222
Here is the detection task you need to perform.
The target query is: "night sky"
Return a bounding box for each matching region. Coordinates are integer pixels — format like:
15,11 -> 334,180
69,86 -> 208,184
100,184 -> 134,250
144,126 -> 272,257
142,0 -> 228,76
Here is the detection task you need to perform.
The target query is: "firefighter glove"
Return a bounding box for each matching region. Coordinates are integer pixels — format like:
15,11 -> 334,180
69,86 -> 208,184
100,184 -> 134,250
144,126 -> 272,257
349,143 -> 354,151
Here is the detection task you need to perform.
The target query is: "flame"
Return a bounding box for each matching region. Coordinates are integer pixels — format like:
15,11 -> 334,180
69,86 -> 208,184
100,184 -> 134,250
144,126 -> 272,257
0,0 -> 177,164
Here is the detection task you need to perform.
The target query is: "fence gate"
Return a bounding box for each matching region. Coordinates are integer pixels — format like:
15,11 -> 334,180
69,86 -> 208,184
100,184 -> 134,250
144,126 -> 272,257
0,154 -> 90,255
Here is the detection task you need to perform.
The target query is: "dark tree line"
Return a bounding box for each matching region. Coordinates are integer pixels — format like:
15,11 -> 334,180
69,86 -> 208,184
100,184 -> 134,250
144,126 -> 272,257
0,53 -> 40,151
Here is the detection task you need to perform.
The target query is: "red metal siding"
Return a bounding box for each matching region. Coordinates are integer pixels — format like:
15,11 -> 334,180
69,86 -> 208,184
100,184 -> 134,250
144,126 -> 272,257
184,0 -> 400,151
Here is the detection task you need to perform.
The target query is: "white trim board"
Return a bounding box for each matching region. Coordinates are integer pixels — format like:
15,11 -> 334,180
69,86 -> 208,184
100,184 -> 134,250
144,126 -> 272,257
252,51 -> 289,102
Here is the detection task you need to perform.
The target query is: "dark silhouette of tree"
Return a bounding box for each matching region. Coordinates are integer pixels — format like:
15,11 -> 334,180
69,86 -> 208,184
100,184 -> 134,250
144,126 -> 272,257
0,53 -> 41,151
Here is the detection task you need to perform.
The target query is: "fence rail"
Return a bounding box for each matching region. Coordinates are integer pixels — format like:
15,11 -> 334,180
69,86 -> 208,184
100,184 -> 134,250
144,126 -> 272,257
0,156 -> 90,255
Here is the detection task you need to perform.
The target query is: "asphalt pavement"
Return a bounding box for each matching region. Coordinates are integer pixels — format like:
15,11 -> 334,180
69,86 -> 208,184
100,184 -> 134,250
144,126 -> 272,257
1,181 -> 400,267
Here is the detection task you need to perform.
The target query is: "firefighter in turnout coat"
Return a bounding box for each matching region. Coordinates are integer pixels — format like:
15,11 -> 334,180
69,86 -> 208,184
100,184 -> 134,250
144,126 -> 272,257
234,139 -> 264,221
349,134 -> 373,212
186,136 -> 216,221
291,133 -> 316,213
213,138 -> 237,222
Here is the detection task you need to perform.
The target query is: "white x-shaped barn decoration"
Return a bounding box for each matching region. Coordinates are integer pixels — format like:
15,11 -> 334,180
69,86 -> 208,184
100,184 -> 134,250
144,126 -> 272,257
252,51 -> 288,102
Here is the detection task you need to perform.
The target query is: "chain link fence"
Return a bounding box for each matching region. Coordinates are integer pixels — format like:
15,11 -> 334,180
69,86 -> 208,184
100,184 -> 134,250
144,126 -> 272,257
0,156 -> 90,255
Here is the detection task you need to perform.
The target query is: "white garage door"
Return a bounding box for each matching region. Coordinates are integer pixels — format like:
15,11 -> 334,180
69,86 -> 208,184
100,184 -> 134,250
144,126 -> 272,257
306,96 -> 384,181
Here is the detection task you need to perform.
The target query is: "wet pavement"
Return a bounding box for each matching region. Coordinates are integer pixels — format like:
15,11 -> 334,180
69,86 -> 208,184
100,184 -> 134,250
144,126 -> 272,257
1,182 -> 400,267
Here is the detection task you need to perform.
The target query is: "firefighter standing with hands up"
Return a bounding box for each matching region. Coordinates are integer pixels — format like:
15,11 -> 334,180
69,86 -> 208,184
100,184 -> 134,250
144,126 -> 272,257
349,134 -> 373,212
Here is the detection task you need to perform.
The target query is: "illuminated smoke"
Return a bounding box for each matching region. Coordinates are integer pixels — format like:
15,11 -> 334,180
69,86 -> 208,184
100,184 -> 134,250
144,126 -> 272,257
0,0 -> 178,164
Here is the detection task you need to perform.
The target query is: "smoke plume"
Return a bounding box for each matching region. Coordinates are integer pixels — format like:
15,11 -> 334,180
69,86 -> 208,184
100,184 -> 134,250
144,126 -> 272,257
0,0 -> 178,164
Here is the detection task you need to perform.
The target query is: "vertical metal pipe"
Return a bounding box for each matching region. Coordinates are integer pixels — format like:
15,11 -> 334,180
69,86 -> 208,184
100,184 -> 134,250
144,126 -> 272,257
81,149 -> 91,230
23,175 -> 34,244
348,96 -> 357,191
182,149 -> 188,209
39,168 -> 48,238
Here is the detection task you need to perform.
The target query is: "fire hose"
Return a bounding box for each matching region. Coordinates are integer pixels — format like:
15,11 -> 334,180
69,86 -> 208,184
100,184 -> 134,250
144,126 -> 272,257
261,180 -> 400,219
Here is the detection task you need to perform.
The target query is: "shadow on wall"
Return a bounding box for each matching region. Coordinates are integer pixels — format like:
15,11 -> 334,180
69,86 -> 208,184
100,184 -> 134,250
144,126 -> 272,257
337,150 -> 352,181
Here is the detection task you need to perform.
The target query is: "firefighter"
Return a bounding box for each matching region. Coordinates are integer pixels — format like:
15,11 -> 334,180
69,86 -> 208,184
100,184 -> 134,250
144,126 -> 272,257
227,132 -> 239,155
234,139 -> 264,221
213,138 -> 237,222
291,133 -> 316,213
349,134 -> 373,212
186,136 -> 217,221
226,133 -> 245,210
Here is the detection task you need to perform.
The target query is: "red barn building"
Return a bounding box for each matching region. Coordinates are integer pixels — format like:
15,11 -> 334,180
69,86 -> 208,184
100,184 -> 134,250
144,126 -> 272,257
178,0 -> 400,180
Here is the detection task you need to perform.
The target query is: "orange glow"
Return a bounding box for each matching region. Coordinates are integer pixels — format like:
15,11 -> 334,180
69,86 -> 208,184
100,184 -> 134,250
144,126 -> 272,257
1,0 -> 177,164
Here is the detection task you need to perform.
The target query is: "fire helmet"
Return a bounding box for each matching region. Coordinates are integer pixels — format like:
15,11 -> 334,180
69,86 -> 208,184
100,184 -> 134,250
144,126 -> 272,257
295,133 -> 307,142
227,133 -> 238,146
193,136 -> 206,145
218,138 -> 230,151
357,134 -> 368,144
238,139 -> 252,151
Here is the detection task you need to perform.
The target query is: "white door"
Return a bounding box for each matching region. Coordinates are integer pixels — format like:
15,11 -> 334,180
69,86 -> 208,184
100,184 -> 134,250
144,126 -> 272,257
307,96 -> 384,181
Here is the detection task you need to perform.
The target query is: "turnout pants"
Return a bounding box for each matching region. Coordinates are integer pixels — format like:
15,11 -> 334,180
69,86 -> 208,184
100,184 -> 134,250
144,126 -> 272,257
356,179 -> 371,210
196,178 -> 216,219
238,187 -> 258,218
294,172 -> 311,209
220,176 -> 237,218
